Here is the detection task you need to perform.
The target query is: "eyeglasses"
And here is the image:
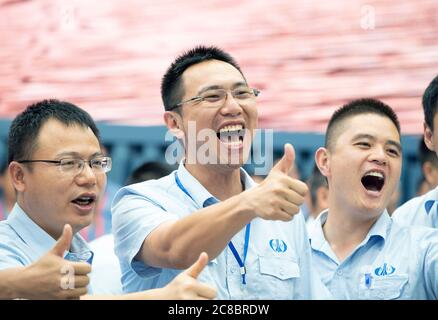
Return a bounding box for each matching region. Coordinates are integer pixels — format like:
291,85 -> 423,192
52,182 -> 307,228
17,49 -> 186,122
17,157 -> 112,175
169,87 -> 260,111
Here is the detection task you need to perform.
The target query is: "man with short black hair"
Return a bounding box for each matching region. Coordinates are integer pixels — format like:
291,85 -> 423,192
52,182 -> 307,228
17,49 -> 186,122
112,46 -> 329,299
393,75 -> 438,228
310,98 -> 438,299
0,99 -> 216,300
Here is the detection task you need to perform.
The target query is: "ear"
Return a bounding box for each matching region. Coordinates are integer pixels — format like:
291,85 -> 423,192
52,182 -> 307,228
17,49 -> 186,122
424,123 -> 435,152
164,111 -> 185,140
8,162 -> 26,192
315,147 -> 330,178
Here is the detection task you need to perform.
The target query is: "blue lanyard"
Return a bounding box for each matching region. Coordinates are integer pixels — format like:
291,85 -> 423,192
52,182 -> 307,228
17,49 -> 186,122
175,171 -> 251,285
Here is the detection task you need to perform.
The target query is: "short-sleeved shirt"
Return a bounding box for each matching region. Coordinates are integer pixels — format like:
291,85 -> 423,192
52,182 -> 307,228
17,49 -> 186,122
309,210 -> 438,299
112,163 -> 330,299
0,204 -> 93,275
392,186 -> 438,228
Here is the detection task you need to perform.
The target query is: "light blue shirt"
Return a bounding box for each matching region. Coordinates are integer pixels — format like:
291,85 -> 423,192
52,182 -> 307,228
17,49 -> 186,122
112,163 -> 329,299
392,185 -> 438,228
0,204 -> 93,274
309,210 -> 438,299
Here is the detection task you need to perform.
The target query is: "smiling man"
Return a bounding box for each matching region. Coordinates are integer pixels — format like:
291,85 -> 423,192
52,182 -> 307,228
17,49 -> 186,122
112,46 -> 329,299
310,98 -> 438,299
0,99 -> 216,300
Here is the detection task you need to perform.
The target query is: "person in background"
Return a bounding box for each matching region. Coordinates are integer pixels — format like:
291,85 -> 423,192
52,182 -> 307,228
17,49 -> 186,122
393,74 -> 438,228
305,165 -> 328,230
89,161 -> 173,294
0,99 -> 216,300
310,98 -> 438,299
0,160 -> 15,220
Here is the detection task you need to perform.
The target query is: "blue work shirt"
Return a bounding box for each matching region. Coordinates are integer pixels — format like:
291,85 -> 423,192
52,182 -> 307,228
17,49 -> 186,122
309,210 -> 438,299
392,185 -> 438,228
0,204 -> 93,276
112,162 -> 329,299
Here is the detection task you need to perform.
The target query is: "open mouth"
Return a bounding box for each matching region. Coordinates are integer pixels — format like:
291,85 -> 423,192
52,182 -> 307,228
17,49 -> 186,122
72,194 -> 96,207
217,124 -> 246,147
361,171 -> 385,192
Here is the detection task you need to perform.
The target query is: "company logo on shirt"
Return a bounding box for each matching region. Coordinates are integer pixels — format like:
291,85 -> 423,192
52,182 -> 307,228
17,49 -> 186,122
425,200 -> 435,215
269,239 -> 287,253
374,263 -> 395,276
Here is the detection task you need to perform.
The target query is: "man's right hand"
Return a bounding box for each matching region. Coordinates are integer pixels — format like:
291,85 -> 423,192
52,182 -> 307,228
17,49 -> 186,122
242,143 -> 308,221
16,224 -> 91,299
157,252 -> 217,300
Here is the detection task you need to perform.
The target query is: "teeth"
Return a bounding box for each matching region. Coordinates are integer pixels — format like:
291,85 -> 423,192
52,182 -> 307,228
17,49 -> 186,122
219,124 -> 243,133
365,171 -> 384,179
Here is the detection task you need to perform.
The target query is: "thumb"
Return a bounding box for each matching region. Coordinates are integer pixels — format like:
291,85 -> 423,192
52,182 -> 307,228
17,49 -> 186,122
50,224 -> 72,257
184,252 -> 209,279
272,143 -> 296,175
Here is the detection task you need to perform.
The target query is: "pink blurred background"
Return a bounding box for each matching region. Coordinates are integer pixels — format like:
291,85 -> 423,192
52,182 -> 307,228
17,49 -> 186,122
0,0 -> 437,133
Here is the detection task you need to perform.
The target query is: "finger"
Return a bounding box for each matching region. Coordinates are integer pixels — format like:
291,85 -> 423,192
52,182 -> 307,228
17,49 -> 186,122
71,262 -> 92,275
287,179 -> 309,197
282,189 -> 306,207
50,224 -> 73,257
64,287 -> 88,299
193,283 -> 217,300
272,144 -> 296,175
279,200 -> 300,217
184,252 -> 209,279
73,275 -> 90,288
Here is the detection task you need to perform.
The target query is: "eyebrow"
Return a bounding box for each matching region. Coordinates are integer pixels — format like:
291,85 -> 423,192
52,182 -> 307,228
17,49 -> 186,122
352,134 -> 402,152
55,151 -> 104,159
197,82 -> 248,95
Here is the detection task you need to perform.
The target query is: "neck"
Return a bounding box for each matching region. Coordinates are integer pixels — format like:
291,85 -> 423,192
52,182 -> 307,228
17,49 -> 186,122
185,162 -> 243,201
322,197 -> 379,262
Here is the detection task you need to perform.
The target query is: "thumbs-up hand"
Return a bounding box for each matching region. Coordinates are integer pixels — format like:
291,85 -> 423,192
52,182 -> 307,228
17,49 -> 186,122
16,224 -> 91,299
241,143 -> 308,221
159,252 -> 217,300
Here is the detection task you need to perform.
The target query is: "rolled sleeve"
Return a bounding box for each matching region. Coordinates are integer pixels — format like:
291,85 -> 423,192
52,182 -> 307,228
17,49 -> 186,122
112,190 -> 178,279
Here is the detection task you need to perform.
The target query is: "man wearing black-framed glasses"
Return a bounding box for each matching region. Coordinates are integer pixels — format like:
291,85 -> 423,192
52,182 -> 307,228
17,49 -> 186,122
113,46 -> 330,299
0,99 -> 216,300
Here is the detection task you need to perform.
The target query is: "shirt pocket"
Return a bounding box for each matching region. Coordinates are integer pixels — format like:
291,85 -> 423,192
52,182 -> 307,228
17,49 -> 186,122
257,255 -> 300,299
358,275 -> 409,300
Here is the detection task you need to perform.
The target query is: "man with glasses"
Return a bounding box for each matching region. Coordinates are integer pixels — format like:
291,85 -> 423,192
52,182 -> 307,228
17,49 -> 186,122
0,99 -> 216,299
112,46 -> 329,299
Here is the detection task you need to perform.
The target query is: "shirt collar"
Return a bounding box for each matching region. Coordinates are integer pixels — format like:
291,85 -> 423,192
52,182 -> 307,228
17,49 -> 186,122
176,161 -> 256,208
7,203 -> 91,259
309,209 -> 391,251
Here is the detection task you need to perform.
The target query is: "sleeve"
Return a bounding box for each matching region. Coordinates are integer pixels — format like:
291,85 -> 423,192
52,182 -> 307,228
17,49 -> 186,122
111,190 -> 179,279
0,239 -> 27,271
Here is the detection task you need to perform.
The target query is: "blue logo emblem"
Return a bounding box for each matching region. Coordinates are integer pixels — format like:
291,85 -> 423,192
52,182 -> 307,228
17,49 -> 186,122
374,263 -> 395,276
425,200 -> 435,215
269,239 -> 287,253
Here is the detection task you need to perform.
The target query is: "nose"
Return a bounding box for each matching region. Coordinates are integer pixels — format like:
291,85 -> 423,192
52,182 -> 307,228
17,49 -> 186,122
75,162 -> 97,186
369,146 -> 387,165
220,92 -> 243,116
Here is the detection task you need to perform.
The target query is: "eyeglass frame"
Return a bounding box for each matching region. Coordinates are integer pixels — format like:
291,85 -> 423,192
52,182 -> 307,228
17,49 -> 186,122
17,156 -> 112,174
168,87 -> 260,111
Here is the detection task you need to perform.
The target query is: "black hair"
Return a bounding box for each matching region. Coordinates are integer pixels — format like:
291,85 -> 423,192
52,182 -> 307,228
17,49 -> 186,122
325,98 -> 400,150
308,165 -> 328,208
418,137 -> 438,167
8,99 -> 100,164
422,74 -> 438,130
161,45 -> 244,111
126,161 -> 174,185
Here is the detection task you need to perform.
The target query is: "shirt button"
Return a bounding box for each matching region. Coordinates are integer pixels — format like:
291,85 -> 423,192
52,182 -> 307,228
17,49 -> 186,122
336,270 -> 343,276
378,292 -> 385,299
230,267 -> 236,274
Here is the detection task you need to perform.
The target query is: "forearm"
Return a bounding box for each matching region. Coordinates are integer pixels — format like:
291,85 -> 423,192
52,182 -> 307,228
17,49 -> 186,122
0,267 -> 26,299
140,193 -> 256,269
